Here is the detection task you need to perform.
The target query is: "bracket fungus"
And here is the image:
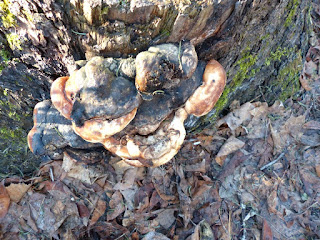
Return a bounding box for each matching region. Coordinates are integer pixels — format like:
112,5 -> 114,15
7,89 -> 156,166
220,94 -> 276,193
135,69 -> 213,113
28,42 -> 226,167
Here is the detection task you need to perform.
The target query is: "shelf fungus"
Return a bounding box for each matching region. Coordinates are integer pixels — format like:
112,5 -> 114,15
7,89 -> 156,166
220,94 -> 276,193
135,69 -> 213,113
28,42 -> 226,168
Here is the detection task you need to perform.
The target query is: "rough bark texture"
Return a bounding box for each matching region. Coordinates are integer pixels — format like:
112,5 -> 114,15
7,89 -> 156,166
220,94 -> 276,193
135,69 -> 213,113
0,0 -> 312,175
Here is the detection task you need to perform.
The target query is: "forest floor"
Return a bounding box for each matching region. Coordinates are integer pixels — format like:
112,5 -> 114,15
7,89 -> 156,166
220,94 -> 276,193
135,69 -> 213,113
0,15 -> 320,240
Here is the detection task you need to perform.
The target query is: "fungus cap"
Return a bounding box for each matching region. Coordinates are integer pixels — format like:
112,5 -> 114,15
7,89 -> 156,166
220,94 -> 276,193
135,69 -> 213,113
72,107 -> 138,143
185,59 -> 226,116
71,57 -> 140,126
27,100 -> 51,155
50,76 -> 73,119
135,42 -> 198,94
102,108 -> 188,167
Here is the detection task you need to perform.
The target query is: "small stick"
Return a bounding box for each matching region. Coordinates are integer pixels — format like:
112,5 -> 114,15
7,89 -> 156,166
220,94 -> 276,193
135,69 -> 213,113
49,166 -> 54,182
260,152 -> 285,171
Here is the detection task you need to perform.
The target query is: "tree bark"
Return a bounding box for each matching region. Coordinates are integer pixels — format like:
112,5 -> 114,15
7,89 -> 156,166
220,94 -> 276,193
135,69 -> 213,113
0,0 -> 311,175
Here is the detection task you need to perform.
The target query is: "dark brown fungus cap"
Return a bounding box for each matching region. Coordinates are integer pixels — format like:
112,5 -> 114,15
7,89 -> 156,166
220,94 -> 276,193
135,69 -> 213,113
135,42 -> 198,94
28,100 -> 100,159
28,100 -> 51,155
71,57 -> 140,127
129,61 -> 205,135
102,108 -> 188,167
185,59 -> 227,116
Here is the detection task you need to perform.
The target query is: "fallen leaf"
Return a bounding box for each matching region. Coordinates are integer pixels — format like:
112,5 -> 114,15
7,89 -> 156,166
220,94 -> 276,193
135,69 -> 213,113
131,232 -> 139,240
77,202 -> 90,218
185,159 -> 206,173
5,183 -> 31,203
215,136 -> 245,166
217,150 -> 249,181
262,219 -> 273,240
217,102 -> 255,131
304,120 -> 320,130
316,165 -> 320,178
0,184 -> 10,218
152,168 -> 177,202
107,191 -> 125,221
135,183 -> 154,213
90,198 -> 107,226
114,168 -> 138,190
267,189 -> 279,215
93,220 -> 130,239
154,209 -> 176,229
142,231 -> 170,240
62,152 -> 104,184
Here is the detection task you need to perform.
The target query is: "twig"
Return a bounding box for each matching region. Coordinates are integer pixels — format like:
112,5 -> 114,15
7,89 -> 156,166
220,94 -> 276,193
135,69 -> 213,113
71,29 -> 87,36
260,151 -> 286,171
178,41 -> 183,71
49,166 -> 54,182
218,208 -> 230,239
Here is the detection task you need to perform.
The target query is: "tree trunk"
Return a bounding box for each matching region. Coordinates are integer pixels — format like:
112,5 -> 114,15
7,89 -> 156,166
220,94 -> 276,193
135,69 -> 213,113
0,0 -> 311,175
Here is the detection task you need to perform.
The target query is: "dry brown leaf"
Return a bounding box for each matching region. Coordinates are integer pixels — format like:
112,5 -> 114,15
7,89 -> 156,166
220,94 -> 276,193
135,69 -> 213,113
62,152 -> 104,184
114,167 -> 138,190
316,165 -> 320,178
93,220 -> 130,239
185,159 -> 206,173
107,190 -> 125,221
131,232 -> 139,240
90,198 -> 107,226
262,219 -> 273,240
0,184 -> 10,218
215,136 -> 245,166
142,231 -> 170,240
135,183 -> 154,213
267,189 -> 279,215
77,202 -> 90,218
304,120 -> 320,130
5,183 -> 31,203
152,168 -> 177,202
154,209 -> 176,229
217,102 -> 255,131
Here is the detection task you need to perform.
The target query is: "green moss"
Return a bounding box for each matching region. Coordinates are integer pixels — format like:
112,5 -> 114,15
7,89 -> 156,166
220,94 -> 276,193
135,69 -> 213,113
274,51 -> 302,101
5,33 -> 22,50
0,91 -> 23,121
210,48 -> 258,120
0,48 -> 10,72
0,125 -> 29,177
265,47 -> 295,66
284,0 -> 300,27
0,0 -> 16,28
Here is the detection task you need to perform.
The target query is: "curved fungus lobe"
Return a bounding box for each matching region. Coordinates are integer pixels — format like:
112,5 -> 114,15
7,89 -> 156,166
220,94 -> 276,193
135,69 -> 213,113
71,58 -> 140,126
102,108 -> 188,167
185,59 -> 227,116
135,42 -> 198,94
27,100 -> 51,155
50,76 -> 73,120
72,107 -> 138,143
64,67 -> 87,103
